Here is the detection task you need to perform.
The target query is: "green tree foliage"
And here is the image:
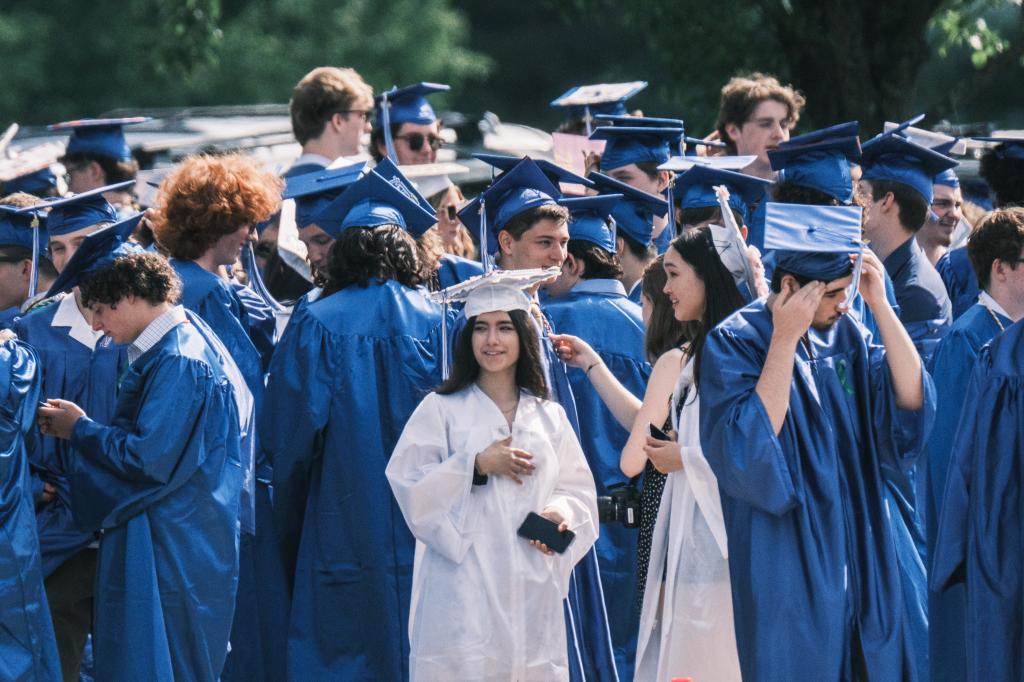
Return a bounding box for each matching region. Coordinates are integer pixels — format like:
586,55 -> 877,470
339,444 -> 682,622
0,0 -> 490,125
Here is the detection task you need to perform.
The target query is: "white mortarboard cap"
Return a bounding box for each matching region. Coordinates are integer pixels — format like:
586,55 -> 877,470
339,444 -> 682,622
431,266 -> 561,317
883,121 -> 967,156
658,155 -> 757,172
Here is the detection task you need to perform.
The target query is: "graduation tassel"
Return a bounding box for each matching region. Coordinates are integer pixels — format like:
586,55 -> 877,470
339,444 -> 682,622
842,246 -> 866,310
665,181 -> 677,241
440,299 -> 450,378
27,214 -> 39,299
381,92 -> 399,164
241,242 -> 283,312
584,105 -> 593,137
479,196 -> 492,274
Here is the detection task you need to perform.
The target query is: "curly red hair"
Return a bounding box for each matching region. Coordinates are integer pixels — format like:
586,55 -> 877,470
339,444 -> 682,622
152,154 -> 283,261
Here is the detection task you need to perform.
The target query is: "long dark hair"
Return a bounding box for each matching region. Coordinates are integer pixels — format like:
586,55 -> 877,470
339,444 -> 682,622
640,256 -> 689,363
436,309 -> 549,399
322,224 -> 425,296
669,226 -> 746,389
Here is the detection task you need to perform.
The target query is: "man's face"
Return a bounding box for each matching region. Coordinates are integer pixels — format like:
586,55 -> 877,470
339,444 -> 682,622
499,219 -> 569,271
64,159 -> 105,194
607,164 -> 665,196
49,224 -> 101,273
89,297 -> 148,344
727,99 -> 792,166
0,257 -> 29,309
542,254 -> 580,299
857,179 -> 884,239
812,274 -> 855,330
337,95 -> 374,157
925,184 -> 964,247
297,224 -> 335,272
390,121 -> 442,165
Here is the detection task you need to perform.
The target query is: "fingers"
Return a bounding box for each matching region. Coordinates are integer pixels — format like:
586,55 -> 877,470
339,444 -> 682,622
37,406 -> 62,418
509,448 -> 532,459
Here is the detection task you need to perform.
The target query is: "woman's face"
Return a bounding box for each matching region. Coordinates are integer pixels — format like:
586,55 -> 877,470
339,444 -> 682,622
662,247 -> 705,322
472,311 -> 521,376
212,223 -> 256,267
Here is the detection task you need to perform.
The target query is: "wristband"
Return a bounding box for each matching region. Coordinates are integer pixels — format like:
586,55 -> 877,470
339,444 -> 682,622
585,361 -> 602,377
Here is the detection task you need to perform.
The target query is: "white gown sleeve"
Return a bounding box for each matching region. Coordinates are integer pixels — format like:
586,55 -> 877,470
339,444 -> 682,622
386,393 -> 482,564
541,406 -> 599,595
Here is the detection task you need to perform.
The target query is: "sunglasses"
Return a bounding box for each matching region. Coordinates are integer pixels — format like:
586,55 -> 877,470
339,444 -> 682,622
394,133 -> 443,152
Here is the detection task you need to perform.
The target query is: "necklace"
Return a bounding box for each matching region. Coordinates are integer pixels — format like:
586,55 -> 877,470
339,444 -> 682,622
984,304 -> 1007,332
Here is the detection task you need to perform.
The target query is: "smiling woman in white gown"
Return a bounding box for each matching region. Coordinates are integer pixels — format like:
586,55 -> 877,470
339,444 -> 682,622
386,272 -> 598,682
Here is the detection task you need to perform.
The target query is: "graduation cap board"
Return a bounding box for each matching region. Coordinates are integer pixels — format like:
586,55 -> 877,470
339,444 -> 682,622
593,114 -> 684,130
37,180 -> 134,237
713,185 -> 760,297
473,153 -> 594,189
550,82 -> 648,135
860,134 -> 958,204
658,155 -> 756,173
763,202 -> 865,307
45,212 -> 144,297
884,122 -> 967,156
429,266 -> 562,376
314,168 -> 437,239
589,126 -> 685,171
375,82 -> 450,164
973,135 -> 1024,160
0,205 -> 47,298
49,117 -> 150,162
588,172 -> 669,247
683,136 -> 729,156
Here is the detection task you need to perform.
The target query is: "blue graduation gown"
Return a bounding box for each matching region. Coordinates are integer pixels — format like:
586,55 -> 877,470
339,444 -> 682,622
0,305 -> 19,329
543,279 -> 651,679
0,339 -> 60,682
170,260 -> 284,681
931,317 -> 1024,681
15,298 -> 125,578
261,280 -> 444,681
699,301 -> 936,681
936,247 -> 979,320
68,319 -> 241,681
436,253 -> 483,290
653,222 -> 673,255
883,237 -> 952,362
626,280 -> 642,306
924,301 -> 1010,681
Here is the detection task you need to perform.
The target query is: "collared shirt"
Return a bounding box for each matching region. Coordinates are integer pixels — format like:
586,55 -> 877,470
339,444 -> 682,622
883,236 -> 953,325
572,278 -> 628,297
979,291 -> 1012,322
52,293 -> 104,351
128,305 -> 187,365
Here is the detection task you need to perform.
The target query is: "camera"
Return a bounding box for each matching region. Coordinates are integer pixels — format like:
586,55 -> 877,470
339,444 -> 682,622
597,479 -> 641,528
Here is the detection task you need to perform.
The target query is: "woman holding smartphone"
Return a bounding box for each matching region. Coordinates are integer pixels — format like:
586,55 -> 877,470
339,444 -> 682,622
556,226 -> 752,681
386,271 -> 598,681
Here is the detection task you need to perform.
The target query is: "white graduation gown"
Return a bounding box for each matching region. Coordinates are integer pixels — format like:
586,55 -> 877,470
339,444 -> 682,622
633,358 -> 741,682
386,385 -> 599,682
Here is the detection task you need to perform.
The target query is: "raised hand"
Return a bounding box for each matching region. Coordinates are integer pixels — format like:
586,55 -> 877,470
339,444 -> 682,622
772,280 -> 825,344
475,436 -> 536,485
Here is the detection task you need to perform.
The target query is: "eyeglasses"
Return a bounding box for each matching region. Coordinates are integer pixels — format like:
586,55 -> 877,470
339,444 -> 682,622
341,109 -> 373,122
394,133 -> 443,152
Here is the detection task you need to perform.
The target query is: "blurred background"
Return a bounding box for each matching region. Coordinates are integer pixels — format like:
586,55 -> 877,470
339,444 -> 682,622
2,0 -> 1022,134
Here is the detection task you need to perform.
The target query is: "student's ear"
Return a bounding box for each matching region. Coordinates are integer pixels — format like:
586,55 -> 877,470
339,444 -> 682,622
497,229 -> 515,256
781,274 -> 799,295
740,224 -> 749,241
19,259 -> 31,281
657,170 -> 672,193
564,253 -> 584,278
615,236 -> 625,257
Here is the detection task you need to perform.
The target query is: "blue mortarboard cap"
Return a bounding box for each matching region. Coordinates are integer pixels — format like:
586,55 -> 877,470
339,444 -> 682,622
934,167 -> 960,189
589,172 -> 668,246
45,213 -> 144,297
682,136 -> 729,156
2,167 -> 58,197
473,153 -> 594,189
768,123 -> 861,203
376,83 -> 450,163
864,113 -> 926,146
49,117 -> 149,162
593,114 -> 684,131
375,82 -> 449,127
283,161 -> 367,229
550,82 -> 648,120
459,159 -> 562,255
362,158 -> 437,237
0,206 -> 46,251
861,134 -> 958,204
764,202 -> 863,282
41,181 -> 132,237
973,136 -> 1024,161
675,165 -> 772,214
560,194 -> 622,252
314,169 -> 437,238
590,126 -> 684,171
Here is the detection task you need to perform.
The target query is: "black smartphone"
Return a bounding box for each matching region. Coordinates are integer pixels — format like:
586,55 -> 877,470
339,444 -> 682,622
648,423 -> 671,441
517,512 -> 575,554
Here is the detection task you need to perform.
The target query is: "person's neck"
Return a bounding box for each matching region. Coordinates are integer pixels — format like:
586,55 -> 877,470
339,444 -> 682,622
742,158 -> 776,181
987,283 -> 1024,322
915,232 -> 947,266
651,214 -> 668,240
131,302 -> 174,342
476,369 -> 519,408
619,253 -> 649,294
72,287 -> 88,317
868,224 -> 912,263
193,252 -> 226,276
302,136 -> 349,163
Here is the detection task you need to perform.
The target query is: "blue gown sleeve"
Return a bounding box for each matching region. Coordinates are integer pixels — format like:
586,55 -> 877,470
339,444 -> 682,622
68,356 -> 215,529
698,325 -> 800,515
924,330 -> 978,507
260,316 -> 333,577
